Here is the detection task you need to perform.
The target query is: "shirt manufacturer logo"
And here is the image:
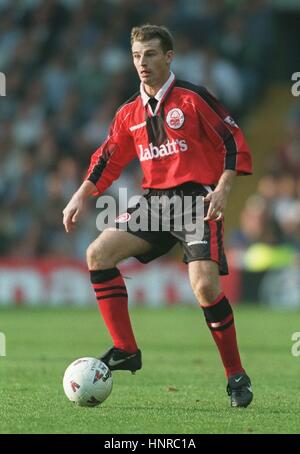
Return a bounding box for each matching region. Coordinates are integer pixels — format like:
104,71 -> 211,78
166,108 -> 184,129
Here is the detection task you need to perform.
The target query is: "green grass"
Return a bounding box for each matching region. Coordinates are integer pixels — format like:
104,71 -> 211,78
0,304 -> 300,434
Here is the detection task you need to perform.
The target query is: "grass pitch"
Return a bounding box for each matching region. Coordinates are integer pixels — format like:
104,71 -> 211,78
0,304 -> 300,434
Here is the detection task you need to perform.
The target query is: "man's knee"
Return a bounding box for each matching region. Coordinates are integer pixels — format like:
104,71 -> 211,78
86,237 -> 115,270
189,261 -> 221,305
192,280 -> 219,306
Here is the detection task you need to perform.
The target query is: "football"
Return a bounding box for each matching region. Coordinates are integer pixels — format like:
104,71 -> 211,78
63,357 -> 113,407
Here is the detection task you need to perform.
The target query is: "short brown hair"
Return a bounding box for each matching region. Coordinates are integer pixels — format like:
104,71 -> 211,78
131,24 -> 174,53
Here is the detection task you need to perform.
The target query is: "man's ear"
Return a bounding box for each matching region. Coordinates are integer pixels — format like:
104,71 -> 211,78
166,50 -> 174,65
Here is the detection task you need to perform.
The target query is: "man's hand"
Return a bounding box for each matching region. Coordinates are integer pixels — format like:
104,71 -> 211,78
63,194 -> 85,233
62,180 -> 97,233
204,189 -> 228,221
203,170 -> 236,221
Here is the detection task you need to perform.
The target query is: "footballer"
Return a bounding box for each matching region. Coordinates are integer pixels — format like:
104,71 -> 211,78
63,25 -> 253,408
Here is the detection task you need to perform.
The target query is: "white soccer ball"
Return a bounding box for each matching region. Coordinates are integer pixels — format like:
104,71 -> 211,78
63,357 -> 113,407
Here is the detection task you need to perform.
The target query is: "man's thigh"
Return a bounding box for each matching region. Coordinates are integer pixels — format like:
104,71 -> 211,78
93,227 -> 153,264
188,260 -> 220,285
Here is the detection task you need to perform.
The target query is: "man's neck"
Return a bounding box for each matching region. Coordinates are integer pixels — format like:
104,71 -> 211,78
143,85 -> 160,97
143,72 -> 170,97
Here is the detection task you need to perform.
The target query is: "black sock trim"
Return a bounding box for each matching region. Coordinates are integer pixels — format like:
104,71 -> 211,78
202,296 -> 232,323
90,268 -> 120,284
96,293 -> 128,300
94,285 -> 127,292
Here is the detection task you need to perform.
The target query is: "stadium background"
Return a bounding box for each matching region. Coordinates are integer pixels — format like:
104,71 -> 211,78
1,0 -> 300,436
1,0 -> 300,309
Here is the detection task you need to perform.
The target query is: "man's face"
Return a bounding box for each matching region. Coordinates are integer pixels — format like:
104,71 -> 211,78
132,38 -> 173,88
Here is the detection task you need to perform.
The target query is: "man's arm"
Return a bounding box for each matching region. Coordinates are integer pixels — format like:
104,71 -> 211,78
63,106 -> 135,233
195,86 -> 252,177
86,108 -> 136,196
204,170 -> 236,221
193,87 -> 252,221
63,180 -> 96,233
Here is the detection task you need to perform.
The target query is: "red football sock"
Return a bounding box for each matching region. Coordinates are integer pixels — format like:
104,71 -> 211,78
201,293 -> 245,378
90,268 -> 138,353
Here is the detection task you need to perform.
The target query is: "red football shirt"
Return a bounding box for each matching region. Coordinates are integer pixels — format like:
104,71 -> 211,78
86,72 -> 252,194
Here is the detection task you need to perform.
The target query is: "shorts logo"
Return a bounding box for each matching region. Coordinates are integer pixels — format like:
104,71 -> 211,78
115,212 -> 131,223
166,108 -> 184,129
187,240 -> 208,246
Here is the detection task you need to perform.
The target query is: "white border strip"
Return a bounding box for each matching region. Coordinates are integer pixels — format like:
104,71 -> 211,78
129,121 -> 147,132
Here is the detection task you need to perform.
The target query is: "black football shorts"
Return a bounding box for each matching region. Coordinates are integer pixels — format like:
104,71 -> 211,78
114,182 -> 228,275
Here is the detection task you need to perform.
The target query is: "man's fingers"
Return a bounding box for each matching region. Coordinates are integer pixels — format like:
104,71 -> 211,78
204,210 -> 214,221
62,208 -> 77,233
63,217 -> 71,233
63,197 -> 84,233
204,206 -> 222,221
203,194 -> 212,203
64,220 -> 76,233
72,210 -> 79,223
204,190 -> 225,220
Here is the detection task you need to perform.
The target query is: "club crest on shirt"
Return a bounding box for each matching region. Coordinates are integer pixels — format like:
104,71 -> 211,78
166,108 -> 184,129
115,212 -> 131,223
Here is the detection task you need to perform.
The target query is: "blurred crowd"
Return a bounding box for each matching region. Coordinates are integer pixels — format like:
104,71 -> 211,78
229,104 -> 300,270
0,0 -> 274,259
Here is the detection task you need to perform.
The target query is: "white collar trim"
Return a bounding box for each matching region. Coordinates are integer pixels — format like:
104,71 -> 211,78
140,71 -> 175,107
